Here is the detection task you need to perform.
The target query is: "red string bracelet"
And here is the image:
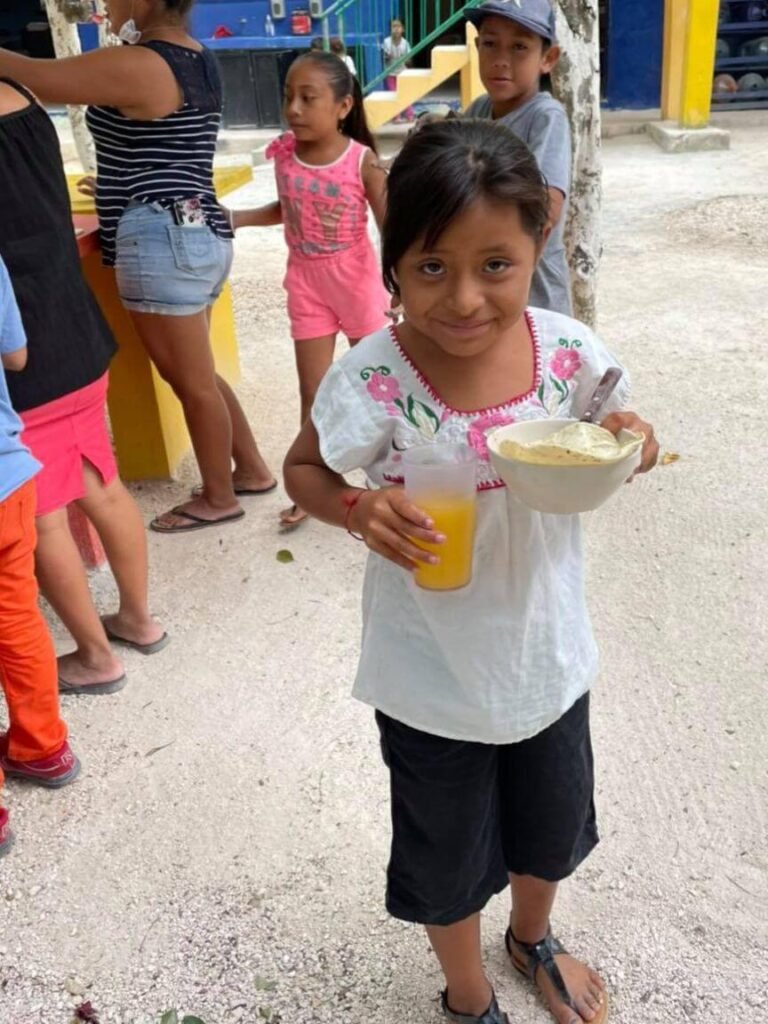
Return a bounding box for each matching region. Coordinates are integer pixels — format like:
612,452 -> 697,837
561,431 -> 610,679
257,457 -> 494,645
342,490 -> 366,541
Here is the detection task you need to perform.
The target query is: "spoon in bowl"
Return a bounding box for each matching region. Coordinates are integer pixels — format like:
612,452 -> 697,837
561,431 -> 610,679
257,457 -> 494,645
579,367 -> 623,423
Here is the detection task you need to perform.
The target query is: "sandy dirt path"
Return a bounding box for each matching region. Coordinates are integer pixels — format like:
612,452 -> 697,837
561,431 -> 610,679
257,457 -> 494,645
2,128 -> 767,1024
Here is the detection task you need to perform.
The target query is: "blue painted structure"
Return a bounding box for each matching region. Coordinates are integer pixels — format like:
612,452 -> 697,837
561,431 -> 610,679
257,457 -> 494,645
602,0 -> 665,110
77,1 -> 387,82
71,0 -> 667,112
189,0 -> 386,82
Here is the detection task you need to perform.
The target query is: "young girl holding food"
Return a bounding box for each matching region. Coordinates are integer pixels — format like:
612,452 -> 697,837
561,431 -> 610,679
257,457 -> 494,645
284,119 -> 658,1024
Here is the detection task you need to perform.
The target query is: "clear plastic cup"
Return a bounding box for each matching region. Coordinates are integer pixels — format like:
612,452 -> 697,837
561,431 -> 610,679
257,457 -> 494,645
403,443 -> 478,591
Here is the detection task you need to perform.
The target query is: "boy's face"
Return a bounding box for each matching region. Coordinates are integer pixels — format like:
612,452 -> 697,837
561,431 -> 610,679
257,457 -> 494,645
391,20 -> 404,39
476,16 -> 560,115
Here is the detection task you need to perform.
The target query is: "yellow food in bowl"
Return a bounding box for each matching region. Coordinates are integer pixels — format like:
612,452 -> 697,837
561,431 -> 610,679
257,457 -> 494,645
499,421 -> 643,467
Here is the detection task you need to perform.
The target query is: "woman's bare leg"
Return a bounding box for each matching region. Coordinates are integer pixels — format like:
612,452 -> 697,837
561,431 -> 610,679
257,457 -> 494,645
35,509 -> 125,687
75,463 -> 164,646
215,374 -> 276,491
129,310 -> 241,529
202,307 -> 275,492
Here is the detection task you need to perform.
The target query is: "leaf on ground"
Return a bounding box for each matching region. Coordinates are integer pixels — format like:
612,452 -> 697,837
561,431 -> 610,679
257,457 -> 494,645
181,1017 -> 207,1024
661,452 -> 680,465
276,549 -> 294,564
255,975 -> 278,992
160,1012 -> 179,1024
258,1008 -> 273,1021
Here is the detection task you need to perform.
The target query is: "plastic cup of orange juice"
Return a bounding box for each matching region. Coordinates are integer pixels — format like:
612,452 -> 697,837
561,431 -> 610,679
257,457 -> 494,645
403,443 -> 478,591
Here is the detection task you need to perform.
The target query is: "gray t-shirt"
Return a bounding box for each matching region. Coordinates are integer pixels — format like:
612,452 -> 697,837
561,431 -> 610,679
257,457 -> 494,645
465,91 -> 572,316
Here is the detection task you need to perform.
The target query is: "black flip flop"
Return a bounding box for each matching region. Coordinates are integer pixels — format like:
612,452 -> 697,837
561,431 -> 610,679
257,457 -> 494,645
101,619 -> 170,655
59,674 -> 127,696
150,507 -> 245,534
190,481 -> 278,498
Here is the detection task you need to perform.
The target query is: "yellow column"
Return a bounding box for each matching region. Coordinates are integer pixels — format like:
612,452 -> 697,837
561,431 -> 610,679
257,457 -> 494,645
679,0 -> 720,128
661,0 -> 689,121
460,23 -> 483,109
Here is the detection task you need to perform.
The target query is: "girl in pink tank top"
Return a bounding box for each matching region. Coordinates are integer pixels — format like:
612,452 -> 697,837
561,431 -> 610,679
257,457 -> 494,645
231,51 -> 390,527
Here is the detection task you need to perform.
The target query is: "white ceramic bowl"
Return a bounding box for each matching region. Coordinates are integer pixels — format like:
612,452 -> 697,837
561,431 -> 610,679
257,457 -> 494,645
487,418 -> 643,515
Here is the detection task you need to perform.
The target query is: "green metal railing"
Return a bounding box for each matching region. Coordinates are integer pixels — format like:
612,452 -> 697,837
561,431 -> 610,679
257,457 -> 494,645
319,0 -> 483,95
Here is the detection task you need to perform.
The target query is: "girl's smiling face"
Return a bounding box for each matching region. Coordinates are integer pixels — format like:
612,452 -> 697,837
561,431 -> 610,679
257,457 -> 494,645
395,198 -> 544,359
283,60 -> 352,142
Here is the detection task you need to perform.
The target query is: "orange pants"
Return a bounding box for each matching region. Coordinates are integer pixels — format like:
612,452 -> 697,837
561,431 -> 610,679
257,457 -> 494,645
0,478 -> 67,791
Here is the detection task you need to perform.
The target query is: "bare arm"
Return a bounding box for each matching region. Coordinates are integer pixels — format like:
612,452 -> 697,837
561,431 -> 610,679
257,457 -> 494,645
284,419 -> 444,572
362,149 -> 388,231
2,347 -> 28,371
0,46 -> 181,118
230,201 -> 283,230
547,187 -> 565,231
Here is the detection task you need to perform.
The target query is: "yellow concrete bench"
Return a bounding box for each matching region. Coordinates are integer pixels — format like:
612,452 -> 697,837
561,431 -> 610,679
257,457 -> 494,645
70,165 -> 252,481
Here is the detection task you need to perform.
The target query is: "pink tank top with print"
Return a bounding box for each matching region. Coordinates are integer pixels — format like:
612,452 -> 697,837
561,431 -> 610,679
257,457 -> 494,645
266,132 -> 372,259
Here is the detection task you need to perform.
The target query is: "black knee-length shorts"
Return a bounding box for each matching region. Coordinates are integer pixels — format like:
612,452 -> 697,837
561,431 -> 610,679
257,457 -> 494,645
376,693 -> 598,927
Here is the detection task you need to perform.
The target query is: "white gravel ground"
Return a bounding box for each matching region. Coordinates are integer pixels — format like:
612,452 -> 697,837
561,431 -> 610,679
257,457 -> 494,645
1,127 -> 767,1024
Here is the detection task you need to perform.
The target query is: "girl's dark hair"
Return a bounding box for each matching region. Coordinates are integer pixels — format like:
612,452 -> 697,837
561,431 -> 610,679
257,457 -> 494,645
292,50 -> 377,154
382,119 -> 549,294
163,0 -> 195,14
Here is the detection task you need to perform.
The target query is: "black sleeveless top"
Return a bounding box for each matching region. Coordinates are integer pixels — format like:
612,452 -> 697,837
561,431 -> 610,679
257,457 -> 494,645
86,41 -> 233,266
0,80 -> 116,413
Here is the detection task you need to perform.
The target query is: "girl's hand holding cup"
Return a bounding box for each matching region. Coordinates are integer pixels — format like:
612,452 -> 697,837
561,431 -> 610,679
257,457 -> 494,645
600,411 -> 659,476
348,488 -> 446,573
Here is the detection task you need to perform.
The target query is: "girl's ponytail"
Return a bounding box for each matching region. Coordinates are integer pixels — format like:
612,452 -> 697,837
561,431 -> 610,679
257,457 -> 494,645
341,75 -> 378,155
294,51 -> 378,155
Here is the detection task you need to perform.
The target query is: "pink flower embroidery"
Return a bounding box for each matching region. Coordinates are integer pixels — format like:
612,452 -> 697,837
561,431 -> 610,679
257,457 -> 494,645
265,132 -> 297,161
467,411 -> 516,460
366,371 -> 402,405
550,347 -> 582,381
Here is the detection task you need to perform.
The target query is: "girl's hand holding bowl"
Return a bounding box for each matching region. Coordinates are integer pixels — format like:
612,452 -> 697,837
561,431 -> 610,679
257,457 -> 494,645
348,488 -> 446,573
600,411 -> 659,477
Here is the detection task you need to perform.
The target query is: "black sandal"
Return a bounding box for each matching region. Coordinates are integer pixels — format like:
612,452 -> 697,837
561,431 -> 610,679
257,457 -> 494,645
440,989 -> 511,1024
504,927 -> 608,1024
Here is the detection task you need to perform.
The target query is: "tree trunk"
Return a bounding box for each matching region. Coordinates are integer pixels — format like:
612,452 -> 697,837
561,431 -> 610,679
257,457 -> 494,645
551,0 -> 601,328
43,0 -> 96,172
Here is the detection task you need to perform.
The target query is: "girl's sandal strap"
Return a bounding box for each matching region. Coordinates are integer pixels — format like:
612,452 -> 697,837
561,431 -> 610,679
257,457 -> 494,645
504,926 -> 576,1012
440,989 -> 510,1024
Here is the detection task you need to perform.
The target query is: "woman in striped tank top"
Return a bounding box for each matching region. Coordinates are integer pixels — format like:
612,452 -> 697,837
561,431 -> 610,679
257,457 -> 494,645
0,0 -> 276,534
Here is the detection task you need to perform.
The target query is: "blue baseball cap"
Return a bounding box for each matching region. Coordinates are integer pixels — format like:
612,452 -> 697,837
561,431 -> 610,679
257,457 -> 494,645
465,0 -> 557,43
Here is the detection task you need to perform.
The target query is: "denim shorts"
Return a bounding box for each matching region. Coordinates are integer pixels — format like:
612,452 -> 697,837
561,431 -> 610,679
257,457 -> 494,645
114,201 -> 233,316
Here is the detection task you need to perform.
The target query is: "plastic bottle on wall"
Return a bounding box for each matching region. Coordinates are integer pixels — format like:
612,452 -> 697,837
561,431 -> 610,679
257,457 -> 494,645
265,13 -> 275,36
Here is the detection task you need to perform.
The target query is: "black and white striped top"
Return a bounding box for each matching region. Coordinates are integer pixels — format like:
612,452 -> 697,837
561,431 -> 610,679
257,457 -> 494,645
86,41 -> 233,266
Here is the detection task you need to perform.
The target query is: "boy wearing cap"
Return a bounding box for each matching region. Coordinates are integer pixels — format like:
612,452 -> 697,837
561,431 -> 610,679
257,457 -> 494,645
465,0 -> 573,317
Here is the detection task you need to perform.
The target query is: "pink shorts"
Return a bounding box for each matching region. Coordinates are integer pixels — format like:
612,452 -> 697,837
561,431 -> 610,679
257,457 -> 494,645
20,374 -> 118,518
284,238 -> 390,341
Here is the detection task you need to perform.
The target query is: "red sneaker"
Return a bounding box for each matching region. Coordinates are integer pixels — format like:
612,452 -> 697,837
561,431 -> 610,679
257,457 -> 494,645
0,806 -> 14,857
0,736 -> 81,788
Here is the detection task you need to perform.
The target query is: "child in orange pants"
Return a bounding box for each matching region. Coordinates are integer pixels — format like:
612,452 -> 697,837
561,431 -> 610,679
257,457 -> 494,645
0,255 -> 80,856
